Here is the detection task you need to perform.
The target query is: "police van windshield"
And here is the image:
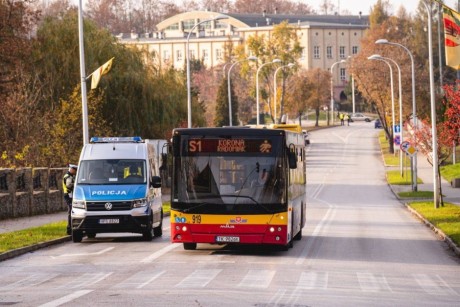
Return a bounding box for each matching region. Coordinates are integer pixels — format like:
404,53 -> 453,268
77,159 -> 146,185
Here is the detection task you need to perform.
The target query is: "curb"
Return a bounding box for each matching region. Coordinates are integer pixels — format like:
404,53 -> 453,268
0,236 -> 71,262
388,183 -> 460,257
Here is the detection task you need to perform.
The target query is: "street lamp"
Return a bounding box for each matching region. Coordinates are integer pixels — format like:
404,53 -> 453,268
256,59 -> 282,126
369,54 -> 404,177
186,15 -> 228,128
273,63 -> 295,124
330,60 -> 346,125
227,56 -> 258,126
375,38 -> 418,191
347,56 -> 356,114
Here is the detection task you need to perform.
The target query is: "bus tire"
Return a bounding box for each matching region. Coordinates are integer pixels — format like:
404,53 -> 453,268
183,243 -> 197,250
294,228 -> 302,240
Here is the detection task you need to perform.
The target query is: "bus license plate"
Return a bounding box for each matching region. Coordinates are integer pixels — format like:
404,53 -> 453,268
216,236 -> 240,243
99,219 -> 119,224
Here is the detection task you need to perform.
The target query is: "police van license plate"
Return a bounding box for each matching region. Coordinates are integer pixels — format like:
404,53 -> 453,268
99,219 -> 119,224
216,236 -> 240,243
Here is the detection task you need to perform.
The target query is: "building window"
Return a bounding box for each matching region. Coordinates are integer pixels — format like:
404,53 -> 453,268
202,49 -> 209,61
340,68 -> 346,81
313,46 -> 320,59
352,46 -> 358,55
339,46 -> 346,58
176,50 -> 182,61
163,50 -> 170,62
215,20 -> 227,29
183,19 -> 195,30
166,23 -> 179,30
301,47 -> 306,60
216,49 -> 222,60
189,50 -> 196,60
326,46 -> 332,59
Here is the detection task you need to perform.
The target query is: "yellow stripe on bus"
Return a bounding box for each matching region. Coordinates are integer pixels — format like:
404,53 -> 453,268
170,210 -> 288,225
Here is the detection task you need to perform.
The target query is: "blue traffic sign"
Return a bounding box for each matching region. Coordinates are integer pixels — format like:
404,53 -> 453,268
393,125 -> 401,133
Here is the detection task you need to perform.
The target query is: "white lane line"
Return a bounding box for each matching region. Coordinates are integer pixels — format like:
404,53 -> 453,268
295,204 -> 336,265
414,274 -> 458,296
238,270 -> 276,289
267,289 -> 287,306
38,289 -> 93,307
0,273 -> 59,291
175,269 -> 222,288
141,243 -> 179,263
137,270 -> 166,289
297,271 -> 328,290
58,272 -> 113,290
357,272 -> 392,293
52,247 -> 114,258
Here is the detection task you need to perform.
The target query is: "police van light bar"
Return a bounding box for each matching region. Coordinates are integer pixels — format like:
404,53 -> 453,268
90,137 -> 143,143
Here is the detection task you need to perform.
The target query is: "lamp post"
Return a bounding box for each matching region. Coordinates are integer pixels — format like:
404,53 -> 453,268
376,38 -> 418,191
330,60 -> 346,125
347,56 -> 356,114
186,15 -> 228,128
421,0 -> 439,207
227,56 -> 258,126
273,63 -> 295,124
256,59 -> 282,126
78,0 -> 89,145
369,54 -> 404,176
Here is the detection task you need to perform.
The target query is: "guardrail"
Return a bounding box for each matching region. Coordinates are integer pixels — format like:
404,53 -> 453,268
0,168 -> 67,220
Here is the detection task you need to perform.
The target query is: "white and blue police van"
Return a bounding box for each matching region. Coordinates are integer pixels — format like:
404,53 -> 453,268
71,137 -> 163,242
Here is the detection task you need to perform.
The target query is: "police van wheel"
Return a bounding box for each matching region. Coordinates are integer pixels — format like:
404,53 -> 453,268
153,210 -> 163,237
72,231 -> 83,243
183,243 -> 197,250
142,228 -> 154,241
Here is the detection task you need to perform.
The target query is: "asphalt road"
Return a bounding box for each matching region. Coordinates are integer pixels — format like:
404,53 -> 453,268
1,122 -> 459,306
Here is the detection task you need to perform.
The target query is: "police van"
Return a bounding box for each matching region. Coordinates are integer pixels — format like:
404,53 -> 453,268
71,137 -> 163,242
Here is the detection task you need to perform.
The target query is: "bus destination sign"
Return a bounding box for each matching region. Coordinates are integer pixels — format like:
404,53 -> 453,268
188,139 -> 272,154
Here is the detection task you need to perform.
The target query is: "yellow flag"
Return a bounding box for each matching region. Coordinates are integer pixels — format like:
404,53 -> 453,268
91,57 -> 114,89
443,6 -> 460,70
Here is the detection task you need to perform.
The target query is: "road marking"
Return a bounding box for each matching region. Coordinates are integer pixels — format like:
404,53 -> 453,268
0,273 -> 59,291
297,271 -> 328,290
238,270 -> 275,288
38,289 -> 93,307
141,243 -> 179,263
414,274 -> 458,296
58,272 -> 113,289
357,272 -> 392,292
52,247 -> 114,258
295,204 -> 336,265
175,269 -> 222,288
113,270 -> 166,289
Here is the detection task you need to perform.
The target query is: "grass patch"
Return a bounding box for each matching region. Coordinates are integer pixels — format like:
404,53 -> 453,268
0,203 -> 173,254
398,191 -> 434,198
0,221 -> 67,253
440,163 -> 460,182
408,202 -> 460,246
386,170 -> 422,185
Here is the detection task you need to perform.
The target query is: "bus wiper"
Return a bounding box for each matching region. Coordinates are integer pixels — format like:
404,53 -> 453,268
183,201 -> 224,213
220,195 -> 272,213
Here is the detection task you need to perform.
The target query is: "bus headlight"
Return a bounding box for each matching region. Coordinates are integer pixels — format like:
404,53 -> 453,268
132,198 -> 147,208
72,200 -> 86,209
269,227 -> 275,233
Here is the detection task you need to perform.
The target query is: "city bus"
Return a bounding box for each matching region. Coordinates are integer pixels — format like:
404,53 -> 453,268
170,126 -> 306,250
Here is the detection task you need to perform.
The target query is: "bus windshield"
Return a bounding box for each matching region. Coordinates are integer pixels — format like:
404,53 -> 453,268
76,159 -> 146,185
173,154 -> 286,213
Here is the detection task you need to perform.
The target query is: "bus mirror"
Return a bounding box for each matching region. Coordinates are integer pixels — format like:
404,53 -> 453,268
151,176 -> 162,188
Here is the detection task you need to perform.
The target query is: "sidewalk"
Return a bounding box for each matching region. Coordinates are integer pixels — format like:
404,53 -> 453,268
389,153 -> 460,205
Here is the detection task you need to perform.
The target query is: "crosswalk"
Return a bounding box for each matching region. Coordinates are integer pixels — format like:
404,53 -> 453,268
1,269 -> 459,297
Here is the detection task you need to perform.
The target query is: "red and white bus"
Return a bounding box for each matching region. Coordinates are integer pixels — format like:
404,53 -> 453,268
170,125 -> 306,250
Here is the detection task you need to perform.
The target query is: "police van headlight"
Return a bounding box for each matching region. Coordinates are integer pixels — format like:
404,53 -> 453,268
132,198 -> 147,208
72,200 -> 86,209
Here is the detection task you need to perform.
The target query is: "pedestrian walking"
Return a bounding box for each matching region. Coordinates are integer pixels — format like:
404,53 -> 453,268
344,113 -> 350,126
339,113 -> 344,126
63,164 -> 77,235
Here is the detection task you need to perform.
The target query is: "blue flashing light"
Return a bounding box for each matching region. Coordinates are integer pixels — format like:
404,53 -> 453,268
90,136 -> 143,143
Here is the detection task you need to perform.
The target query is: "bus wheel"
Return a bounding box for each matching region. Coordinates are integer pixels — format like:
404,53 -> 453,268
294,229 -> 302,240
183,243 -> 197,250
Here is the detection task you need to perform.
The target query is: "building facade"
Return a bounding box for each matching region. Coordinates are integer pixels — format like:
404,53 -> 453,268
119,10 -> 369,104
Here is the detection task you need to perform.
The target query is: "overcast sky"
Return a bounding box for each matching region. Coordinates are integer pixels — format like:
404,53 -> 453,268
306,0 -> 458,15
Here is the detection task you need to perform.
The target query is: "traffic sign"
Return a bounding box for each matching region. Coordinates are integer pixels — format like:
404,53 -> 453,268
393,125 -> 401,134
406,145 -> 417,156
400,141 -> 410,152
394,134 -> 401,146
